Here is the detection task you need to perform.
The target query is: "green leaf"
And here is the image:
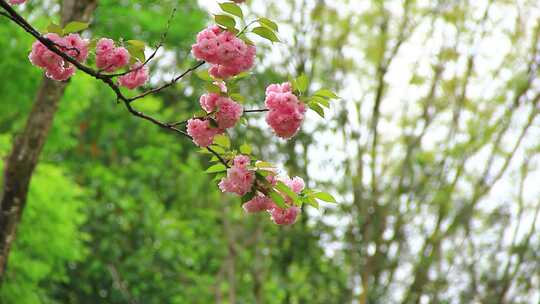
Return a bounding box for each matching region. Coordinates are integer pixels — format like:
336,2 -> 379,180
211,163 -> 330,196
219,2 -> 243,19
269,190 -> 287,209
251,26 -> 280,42
205,163 -> 227,173
241,191 -> 256,203
308,102 -> 325,118
209,145 -> 225,154
126,45 -> 146,63
314,89 -> 339,99
238,34 -> 254,45
258,17 -> 278,32
310,95 -> 330,108
213,172 -> 226,181
127,39 -> 146,49
213,134 -> 230,149
198,148 -> 212,154
255,161 -> 274,168
88,38 -> 98,49
46,23 -> 63,35
295,74 -> 309,93
214,14 -> 236,29
239,143 -> 252,154
275,181 -> 300,205
206,83 -> 222,93
305,197 -> 320,208
312,191 -> 337,203
229,93 -> 245,103
256,170 -> 270,177
196,70 -> 213,82
63,21 -> 89,34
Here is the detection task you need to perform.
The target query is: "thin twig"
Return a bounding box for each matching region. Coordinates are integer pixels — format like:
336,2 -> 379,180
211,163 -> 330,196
103,7 -> 178,78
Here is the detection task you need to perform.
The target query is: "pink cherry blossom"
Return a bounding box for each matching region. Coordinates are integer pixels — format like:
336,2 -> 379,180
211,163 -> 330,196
269,205 -> 300,225
242,195 -> 273,213
29,33 -> 89,81
199,93 -> 242,129
118,62 -> 149,89
63,33 -> 90,62
8,0 -> 26,5
265,83 -> 306,139
186,119 -> 221,147
218,155 -> 255,196
215,98 -> 243,129
281,176 -> 305,194
192,27 -> 256,79
95,38 -> 130,72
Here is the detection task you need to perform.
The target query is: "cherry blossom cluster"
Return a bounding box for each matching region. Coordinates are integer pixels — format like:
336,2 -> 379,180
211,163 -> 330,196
8,0 -> 25,4
218,155 -> 303,225
192,26 -> 256,79
27,31 -> 147,88
218,155 -> 254,196
242,174 -> 304,225
265,82 -> 306,139
118,62 -> 149,89
187,83 -> 243,147
95,38 -> 130,72
29,33 -> 89,81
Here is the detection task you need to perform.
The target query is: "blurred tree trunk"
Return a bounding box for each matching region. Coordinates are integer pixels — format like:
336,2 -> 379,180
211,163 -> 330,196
0,0 -> 97,281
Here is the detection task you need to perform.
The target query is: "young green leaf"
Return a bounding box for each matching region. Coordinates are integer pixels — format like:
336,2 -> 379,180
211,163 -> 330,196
308,102 -> 325,118
312,191 -> 337,203
275,181 -> 300,205
196,70 -> 213,82
126,39 -> 146,49
213,172 -> 226,181
314,88 -> 339,99
206,83 -> 222,93
269,190 -> 287,209
126,45 -> 146,63
230,93 -> 246,103
46,23 -> 63,35
239,143 -> 252,155
295,74 -> 309,93
238,34 -> 254,45
258,17 -> 278,32
310,95 -> 330,108
63,21 -> 89,34
198,148 -> 212,154
213,134 -> 231,149
241,191 -> 256,203
219,2 -> 243,19
206,163 -> 227,173
215,14 -> 236,29
305,196 -> 320,208
255,161 -> 274,169
88,38 -> 98,49
208,145 -> 226,154
251,26 -> 280,43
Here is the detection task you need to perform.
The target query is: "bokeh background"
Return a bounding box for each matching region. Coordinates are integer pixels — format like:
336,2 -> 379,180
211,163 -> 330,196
1,0 -> 540,303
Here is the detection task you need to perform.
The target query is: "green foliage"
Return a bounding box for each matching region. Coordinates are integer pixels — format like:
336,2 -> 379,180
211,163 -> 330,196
251,26 -> 280,43
0,137 -> 87,304
219,2 -> 244,19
